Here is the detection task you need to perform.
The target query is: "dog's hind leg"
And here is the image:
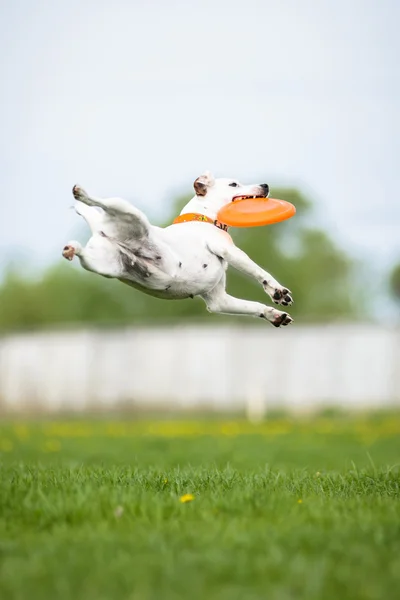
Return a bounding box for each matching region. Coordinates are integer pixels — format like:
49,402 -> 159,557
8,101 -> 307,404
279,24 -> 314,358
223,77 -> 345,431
201,281 -> 293,327
72,185 -> 150,239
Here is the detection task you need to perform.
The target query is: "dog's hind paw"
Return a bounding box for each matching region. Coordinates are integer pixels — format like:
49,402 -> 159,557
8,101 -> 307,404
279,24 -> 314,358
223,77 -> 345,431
72,184 -> 89,202
263,280 -> 293,306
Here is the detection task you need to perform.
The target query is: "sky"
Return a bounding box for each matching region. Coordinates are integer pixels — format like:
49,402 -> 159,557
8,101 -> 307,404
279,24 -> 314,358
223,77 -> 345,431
1,0 -> 399,283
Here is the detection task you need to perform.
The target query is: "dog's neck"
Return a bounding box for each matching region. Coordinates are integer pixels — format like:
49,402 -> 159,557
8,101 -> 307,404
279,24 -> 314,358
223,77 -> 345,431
180,195 -> 220,221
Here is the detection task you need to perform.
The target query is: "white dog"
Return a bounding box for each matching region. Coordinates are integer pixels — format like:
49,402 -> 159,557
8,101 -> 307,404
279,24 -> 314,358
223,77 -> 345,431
62,172 -> 293,327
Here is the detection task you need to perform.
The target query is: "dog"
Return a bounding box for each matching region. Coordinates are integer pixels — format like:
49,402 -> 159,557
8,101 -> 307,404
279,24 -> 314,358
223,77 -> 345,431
62,172 -> 293,327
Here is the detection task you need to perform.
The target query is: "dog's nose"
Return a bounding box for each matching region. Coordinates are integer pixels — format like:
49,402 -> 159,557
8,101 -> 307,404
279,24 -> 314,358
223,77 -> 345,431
260,183 -> 269,196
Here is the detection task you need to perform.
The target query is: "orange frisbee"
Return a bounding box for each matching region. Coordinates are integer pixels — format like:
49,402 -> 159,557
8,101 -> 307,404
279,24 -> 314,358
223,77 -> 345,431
217,196 -> 296,228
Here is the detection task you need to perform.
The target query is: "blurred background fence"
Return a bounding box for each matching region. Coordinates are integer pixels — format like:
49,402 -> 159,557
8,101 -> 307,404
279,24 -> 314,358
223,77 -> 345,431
1,324 -> 399,416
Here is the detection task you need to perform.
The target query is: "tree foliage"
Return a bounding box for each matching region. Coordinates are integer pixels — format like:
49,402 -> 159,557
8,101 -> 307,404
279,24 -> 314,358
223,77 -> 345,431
0,187 -> 362,332
389,262 -> 400,304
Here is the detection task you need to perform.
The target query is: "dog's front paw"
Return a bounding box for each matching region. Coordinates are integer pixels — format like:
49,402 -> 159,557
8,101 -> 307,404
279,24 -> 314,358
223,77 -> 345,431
263,280 -> 293,306
72,184 -> 89,202
266,308 -> 293,328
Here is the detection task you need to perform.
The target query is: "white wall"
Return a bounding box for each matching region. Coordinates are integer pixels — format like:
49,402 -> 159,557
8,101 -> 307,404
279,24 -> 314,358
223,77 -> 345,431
0,324 -> 399,414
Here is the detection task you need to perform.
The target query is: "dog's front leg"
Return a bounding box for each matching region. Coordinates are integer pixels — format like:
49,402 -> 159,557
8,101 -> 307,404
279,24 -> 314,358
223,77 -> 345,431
209,242 -> 293,306
201,287 -> 292,327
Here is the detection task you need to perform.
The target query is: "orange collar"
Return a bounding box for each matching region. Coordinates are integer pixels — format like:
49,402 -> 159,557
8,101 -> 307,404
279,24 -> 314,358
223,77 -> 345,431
173,212 -> 229,231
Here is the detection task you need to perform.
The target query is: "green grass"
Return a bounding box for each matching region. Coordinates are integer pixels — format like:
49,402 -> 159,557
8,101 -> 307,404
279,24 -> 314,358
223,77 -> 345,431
0,415 -> 400,600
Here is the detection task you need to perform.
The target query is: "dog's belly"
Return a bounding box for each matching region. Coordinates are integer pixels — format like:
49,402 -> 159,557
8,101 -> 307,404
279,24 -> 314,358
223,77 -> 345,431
120,253 -> 224,299
114,225 -> 226,299
120,256 -> 225,300
167,254 -> 225,298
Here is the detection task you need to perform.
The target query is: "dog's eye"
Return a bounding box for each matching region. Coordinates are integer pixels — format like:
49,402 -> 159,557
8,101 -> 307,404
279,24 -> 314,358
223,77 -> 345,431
229,182 -> 238,187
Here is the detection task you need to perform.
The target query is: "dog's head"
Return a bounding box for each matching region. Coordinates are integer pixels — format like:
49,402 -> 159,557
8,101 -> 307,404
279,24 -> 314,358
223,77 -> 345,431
192,171 -> 269,217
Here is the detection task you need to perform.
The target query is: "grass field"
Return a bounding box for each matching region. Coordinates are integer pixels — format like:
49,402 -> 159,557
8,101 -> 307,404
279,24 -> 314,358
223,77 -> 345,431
1,414 -> 400,600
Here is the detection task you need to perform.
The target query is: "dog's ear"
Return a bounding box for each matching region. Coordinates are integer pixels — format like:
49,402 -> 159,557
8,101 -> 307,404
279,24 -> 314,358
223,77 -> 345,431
194,171 -> 215,196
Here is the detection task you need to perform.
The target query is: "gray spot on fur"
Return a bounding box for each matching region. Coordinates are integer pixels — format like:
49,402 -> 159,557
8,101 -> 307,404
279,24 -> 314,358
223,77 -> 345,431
115,238 -> 162,280
120,251 -> 151,279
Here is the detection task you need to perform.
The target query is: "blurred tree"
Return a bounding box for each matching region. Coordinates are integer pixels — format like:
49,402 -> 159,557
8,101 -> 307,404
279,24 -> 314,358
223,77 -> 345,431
389,262 -> 400,305
0,187 -> 363,332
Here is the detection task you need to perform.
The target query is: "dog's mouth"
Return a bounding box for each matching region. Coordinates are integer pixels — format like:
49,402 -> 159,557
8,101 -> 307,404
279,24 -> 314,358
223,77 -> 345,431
232,194 -> 268,202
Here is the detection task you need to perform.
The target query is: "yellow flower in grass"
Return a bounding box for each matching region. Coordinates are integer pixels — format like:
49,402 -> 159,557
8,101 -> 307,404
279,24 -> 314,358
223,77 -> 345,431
297,499 -> 303,504
180,494 -> 195,503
